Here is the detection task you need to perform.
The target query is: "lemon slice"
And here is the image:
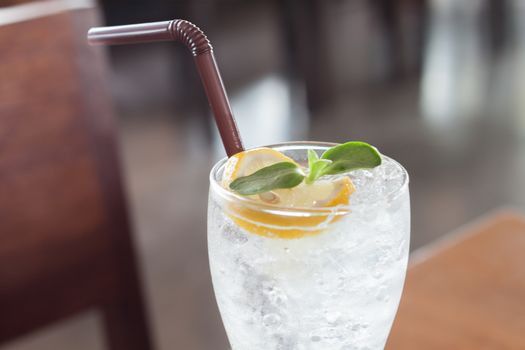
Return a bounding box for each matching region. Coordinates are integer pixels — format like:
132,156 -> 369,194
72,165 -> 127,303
222,147 -> 296,187
223,148 -> 355,239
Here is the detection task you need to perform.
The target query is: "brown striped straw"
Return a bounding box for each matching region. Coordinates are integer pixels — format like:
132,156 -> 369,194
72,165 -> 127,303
88,19 -> 244,157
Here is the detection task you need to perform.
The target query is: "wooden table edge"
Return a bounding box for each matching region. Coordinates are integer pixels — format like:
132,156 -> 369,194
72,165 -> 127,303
409,206 -> 525,268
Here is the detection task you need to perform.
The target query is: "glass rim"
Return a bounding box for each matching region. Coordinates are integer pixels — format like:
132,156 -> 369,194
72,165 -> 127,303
209,141 -> 409,216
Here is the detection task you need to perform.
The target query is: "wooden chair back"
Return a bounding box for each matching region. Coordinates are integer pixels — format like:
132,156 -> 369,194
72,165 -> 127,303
0,3 -> 153,349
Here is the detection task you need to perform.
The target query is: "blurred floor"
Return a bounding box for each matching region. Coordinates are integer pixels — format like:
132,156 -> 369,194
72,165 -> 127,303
3,0 -> 525,349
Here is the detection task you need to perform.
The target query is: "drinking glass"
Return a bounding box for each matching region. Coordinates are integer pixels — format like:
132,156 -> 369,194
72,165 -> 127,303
208,142 -> 410,350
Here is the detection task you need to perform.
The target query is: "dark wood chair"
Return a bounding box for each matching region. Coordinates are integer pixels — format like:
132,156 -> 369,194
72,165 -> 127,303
0,3 -> 153,350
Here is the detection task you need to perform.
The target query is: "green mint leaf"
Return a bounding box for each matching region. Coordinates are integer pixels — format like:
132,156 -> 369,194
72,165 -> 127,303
305,159 -> 332,184
229,162 -> 305,195
320,141 -> 381,176
307,149 -> 319,169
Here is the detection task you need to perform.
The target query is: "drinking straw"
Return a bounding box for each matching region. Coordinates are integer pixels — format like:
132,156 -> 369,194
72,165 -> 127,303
88,20 -> 244,157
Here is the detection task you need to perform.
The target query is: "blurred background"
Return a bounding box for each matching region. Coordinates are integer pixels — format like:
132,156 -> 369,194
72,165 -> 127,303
1,0 -> 525,349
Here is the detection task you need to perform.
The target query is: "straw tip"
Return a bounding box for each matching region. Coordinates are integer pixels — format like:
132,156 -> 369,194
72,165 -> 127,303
87,27 -> 102,45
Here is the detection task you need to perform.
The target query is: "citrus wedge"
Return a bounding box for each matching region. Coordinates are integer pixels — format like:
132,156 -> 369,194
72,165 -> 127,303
222,147 -> 296,187
223,148 -> 355,239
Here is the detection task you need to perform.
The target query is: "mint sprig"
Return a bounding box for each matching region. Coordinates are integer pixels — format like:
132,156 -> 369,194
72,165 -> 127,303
308,141 -> 382,182
229,162 -> 305,195
305,149 -> 332,184
229,141 -> 381,195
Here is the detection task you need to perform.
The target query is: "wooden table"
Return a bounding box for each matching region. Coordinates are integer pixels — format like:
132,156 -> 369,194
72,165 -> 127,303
386,210 -> 525,349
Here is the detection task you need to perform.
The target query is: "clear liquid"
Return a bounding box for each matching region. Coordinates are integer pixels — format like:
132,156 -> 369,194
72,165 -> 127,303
208,155 -> 410,350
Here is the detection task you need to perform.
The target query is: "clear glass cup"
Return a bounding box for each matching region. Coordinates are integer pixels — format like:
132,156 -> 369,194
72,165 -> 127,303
208,142 -> 410,350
